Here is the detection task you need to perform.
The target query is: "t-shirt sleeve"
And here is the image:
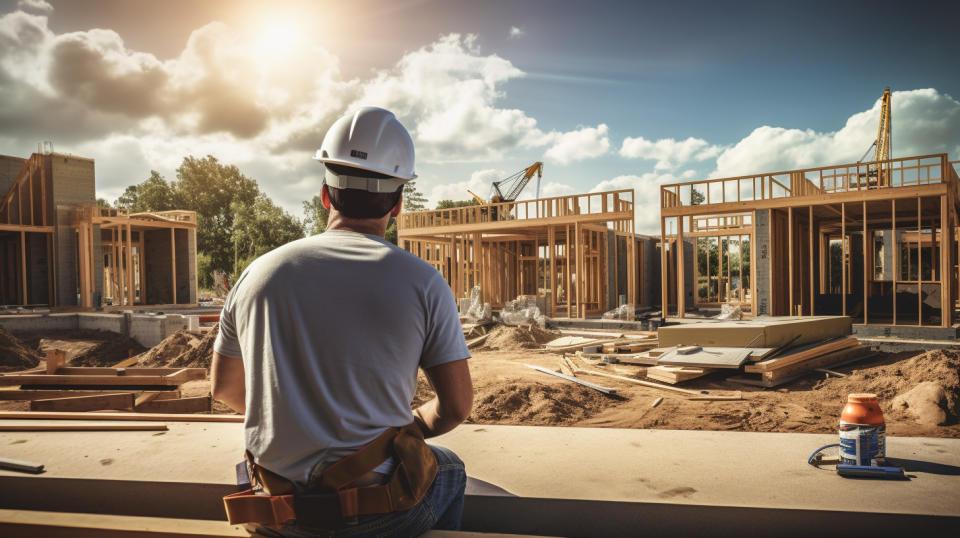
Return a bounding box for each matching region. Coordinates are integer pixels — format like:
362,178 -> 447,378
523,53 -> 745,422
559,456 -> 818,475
213,287 -> 243,359
420,274 -> 471,369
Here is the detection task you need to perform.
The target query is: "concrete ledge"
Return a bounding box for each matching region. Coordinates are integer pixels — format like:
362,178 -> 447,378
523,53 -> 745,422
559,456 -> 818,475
0,312 -> 193,347
0,423 -> 957,536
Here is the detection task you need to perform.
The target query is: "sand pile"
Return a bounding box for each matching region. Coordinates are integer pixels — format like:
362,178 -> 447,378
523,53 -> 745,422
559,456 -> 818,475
469,381 -> 615,425
479,325 -> 558,352
14,330 -> 146,367
137,324 -> 219,368
0,329 -> 42,372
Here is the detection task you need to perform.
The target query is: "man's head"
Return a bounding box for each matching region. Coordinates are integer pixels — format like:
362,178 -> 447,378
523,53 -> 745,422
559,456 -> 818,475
315,107 -> 416,226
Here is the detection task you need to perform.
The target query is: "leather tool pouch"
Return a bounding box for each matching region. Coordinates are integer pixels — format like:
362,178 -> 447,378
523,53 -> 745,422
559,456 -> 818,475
222,423 -> 438,528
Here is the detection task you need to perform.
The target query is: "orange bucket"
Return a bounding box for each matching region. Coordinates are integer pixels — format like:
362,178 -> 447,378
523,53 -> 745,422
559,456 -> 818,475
839,393 -> 885,466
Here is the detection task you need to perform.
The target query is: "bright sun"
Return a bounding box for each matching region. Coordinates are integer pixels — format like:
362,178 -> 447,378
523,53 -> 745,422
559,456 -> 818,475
255,21 -> 299,56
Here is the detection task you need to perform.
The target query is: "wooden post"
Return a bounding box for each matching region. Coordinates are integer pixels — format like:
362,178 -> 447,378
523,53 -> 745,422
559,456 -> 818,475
841,202 -> 846,316
677,216 -> 685,317
917,196 -> 922,326
170,227 -> 177,305
788,207 -> 794,315
46,232 -> 54,306
863,200 -> 868,325
661,217 -> 668,316
548,226 -> 556,316
565,224 -> 572,318
809,205 -> 814,316
892,198 -> 897,325
575,222 -> 582,317
126,224 -> 134,306
20,230 -> 27,305
941,194 -> 951,327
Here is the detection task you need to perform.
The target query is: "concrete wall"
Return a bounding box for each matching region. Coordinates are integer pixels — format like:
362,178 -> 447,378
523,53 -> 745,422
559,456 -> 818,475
0,312 -> 194,347
174,228 -> 192,304
754,209 -> 771,316
642,236 -> 660,308
26,232 -> 50,305
0,313 -> 78,332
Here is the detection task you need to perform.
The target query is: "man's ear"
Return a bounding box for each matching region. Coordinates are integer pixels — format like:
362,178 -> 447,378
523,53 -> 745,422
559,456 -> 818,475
321,184 -> 331,210
390,193 -> 403,217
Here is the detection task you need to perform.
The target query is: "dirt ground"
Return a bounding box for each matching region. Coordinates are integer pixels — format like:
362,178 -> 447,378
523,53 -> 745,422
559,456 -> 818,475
2,325 -> 958,438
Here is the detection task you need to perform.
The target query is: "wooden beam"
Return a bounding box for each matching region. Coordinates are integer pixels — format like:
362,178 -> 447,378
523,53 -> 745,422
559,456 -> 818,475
170,227 -> 177,305
788,207 -> 794,314
661,217 -> 668,315
0,423 -> 167,432
0,509 -> 250,537
809,205 -> 814,316
19,230 -> 27,305
0,411 -> 241,422
677,216 -> 685,317
917,196 -> 922,326
841,202 -> 846,316
941,194 -> 950,327
127,223 -> 134,306
863,200 -> 868,324
135,396 -> 211,414
892,198 -> 897,325
0,390 -> 178,401
30,393 -> 134,412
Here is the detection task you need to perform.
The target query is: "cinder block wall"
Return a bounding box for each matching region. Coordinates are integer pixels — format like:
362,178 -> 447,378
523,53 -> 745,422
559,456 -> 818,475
50,155 -> 95,306
26,233 -> 50,304
754,209 -> 771,316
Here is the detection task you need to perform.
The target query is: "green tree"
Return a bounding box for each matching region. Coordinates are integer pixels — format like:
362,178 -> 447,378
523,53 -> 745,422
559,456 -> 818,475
403,181 -> 427,211
115,171 -> 180,211
230,195 -> 305,278
96,198 -> 111,208
302,194 -> 329,235
385,219 -> 398,244
436,199 -> 479,209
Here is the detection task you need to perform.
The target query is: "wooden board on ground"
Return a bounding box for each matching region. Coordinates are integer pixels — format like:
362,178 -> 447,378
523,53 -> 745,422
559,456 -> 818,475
0,509 -> 249,537
0,367 -> 206,388
646,365 -> 717,384
29,393 -> 134,412
761,346 -> 873,385
578,352 -> 659,366
601,342 -> 657,354
135,396 -> 211,414
0,390 -> 179,401
744,337 -> 858,372
656,347 -> 753,369
0,423 -> 168,432
523,364 -> 617,395
0,411 -> 242,422
656,316 -> 852,348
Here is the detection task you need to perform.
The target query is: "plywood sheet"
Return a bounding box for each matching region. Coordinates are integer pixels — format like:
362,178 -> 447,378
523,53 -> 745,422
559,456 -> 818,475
657,316 -> 852,348
657,348 -> 753,369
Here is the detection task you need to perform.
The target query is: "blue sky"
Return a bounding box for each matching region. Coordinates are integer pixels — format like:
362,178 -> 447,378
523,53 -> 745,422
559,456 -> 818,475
1,0 -> 958,232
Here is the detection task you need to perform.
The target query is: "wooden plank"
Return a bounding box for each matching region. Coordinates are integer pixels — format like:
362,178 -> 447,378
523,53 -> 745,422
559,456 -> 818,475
171,227 -> 177,305
0,457 -> 44,474
163,368 -> 207,385
46,349 -> 66,375
572,366 -> 706,395
30,393 -> 134,412
0,423 -> 168,432
0,411 -> 241,422
52,367 -> 205,376
745,337 -> 858,372
112,357 -> 139,368
762,347 -> 874,386
0,375 -> 169,387
523,364 -> 617,395
657,316 -> 852,348
646,365 -> 716,384
135,396 -> 211,414
0,509 -> 249,537
0,390 -> 178,401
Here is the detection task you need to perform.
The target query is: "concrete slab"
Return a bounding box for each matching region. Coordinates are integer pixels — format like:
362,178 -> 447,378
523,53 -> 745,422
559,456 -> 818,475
0,422 -> 957,536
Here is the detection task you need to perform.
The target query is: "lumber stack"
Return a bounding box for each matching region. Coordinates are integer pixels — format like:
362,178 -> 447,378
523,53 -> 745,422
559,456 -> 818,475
0,351 -> 211,414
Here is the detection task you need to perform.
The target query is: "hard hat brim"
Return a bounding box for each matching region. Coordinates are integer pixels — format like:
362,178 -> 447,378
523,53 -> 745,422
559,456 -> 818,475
314,152 -> 417,181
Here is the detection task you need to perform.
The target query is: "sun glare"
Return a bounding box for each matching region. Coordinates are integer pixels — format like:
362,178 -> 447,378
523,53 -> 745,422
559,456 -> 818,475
255,20 -> 300,57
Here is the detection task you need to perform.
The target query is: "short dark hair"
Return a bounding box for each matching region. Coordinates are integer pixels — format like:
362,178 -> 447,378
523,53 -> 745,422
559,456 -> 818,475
324,164 -> 403,219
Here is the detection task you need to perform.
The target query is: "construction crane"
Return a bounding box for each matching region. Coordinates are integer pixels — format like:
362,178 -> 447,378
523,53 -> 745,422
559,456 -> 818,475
857,87 -> 892,187
467,162 -> 543,205
858,87 -> 892,164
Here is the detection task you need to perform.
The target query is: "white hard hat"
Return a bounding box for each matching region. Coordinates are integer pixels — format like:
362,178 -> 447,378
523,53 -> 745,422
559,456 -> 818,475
314,106 -> 416,193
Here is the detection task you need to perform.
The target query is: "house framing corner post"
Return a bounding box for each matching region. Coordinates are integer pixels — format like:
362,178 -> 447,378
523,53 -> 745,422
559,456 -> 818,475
863,200 -> 868,325
660,216 -> 668,317
126,224 -> 134,306
548,225 -> 556,317
941,194 -> 951,327
788,206 -> 794,315
170,227 -> 177,305
677,216 -> 685,317
892,198 -> 897,326
20,230 -> 27,305
841,202 -> 846,317
808,205 -> 814,316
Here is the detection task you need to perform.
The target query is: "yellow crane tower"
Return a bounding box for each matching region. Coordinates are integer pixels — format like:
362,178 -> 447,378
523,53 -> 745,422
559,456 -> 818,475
467,162 -> 543,205
858,87 -> 892,186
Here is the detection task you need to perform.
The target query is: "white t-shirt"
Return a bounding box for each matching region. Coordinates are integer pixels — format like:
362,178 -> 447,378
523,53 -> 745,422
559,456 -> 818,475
213,229 -> 470,486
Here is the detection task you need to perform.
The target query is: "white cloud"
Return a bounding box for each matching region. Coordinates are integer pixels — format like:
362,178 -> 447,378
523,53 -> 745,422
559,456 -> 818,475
543,124 -> 610,165
711,88 -> 960,178
589,170 -> 695,234
16,0 -> 52,14
427,168 -> 504,205
509,26 -> 524,38
620,135 -> 722,170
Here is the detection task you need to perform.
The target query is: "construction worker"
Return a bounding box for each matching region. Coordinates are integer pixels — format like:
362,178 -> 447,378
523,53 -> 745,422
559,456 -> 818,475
211,106 -> 473,537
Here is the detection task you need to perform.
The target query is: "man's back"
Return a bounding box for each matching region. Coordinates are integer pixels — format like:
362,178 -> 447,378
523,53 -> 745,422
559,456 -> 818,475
214,229 -> 467,485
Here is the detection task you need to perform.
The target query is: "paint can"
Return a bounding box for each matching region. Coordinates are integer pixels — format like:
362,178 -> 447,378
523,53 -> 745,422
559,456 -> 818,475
839,393 -> 885,466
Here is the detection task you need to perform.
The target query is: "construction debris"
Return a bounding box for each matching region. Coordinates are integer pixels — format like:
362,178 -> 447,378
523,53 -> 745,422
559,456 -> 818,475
524,364 -> 618,395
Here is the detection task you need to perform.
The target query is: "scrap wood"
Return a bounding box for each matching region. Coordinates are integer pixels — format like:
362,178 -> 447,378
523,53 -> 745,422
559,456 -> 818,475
111,357 -> 139,368
813,367 -> 848,377
523,364 -> 617,395
578,352 -> 659,366
0,411 -> 243,422
651,397 -> 663,408
135,396 -> 211,414
0,423 -> 168,432
646,365 -> 717,384
761,346 -> 873,384
558,329 -> 624,339
571,365 -> 704,396
466,333 -> 490,349
30,392 -> 134,412
656,347 -> 752,369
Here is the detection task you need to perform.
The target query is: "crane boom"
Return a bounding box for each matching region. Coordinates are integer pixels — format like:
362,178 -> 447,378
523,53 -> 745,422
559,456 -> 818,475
491,162 -> 543,202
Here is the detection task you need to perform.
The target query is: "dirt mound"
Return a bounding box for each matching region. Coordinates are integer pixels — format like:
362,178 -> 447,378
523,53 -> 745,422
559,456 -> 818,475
136,324 -> 219,368
469,381 -> 616,425
811,347 -> 960,424
479,325 -> 559,352
15,330 -> 146,367
170,323 -> 218,368
136,330 -> 203,367
0,329 -> 42,372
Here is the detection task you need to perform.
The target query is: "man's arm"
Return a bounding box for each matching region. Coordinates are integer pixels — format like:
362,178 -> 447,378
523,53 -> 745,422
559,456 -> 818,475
413,358 -> 472,438
211,352 -> 246,414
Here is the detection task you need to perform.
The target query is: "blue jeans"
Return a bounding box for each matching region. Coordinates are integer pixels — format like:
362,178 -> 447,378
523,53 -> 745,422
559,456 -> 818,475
264,445 -> 466,538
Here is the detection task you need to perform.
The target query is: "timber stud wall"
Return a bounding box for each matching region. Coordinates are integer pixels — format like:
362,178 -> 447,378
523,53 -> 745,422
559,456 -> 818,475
0,152 -> 198,309
397,190 -> 645,318
661,154 -> 960,328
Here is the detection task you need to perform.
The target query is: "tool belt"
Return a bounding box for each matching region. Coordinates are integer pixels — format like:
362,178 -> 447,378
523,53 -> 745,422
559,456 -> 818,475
222,423 -> 438,529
